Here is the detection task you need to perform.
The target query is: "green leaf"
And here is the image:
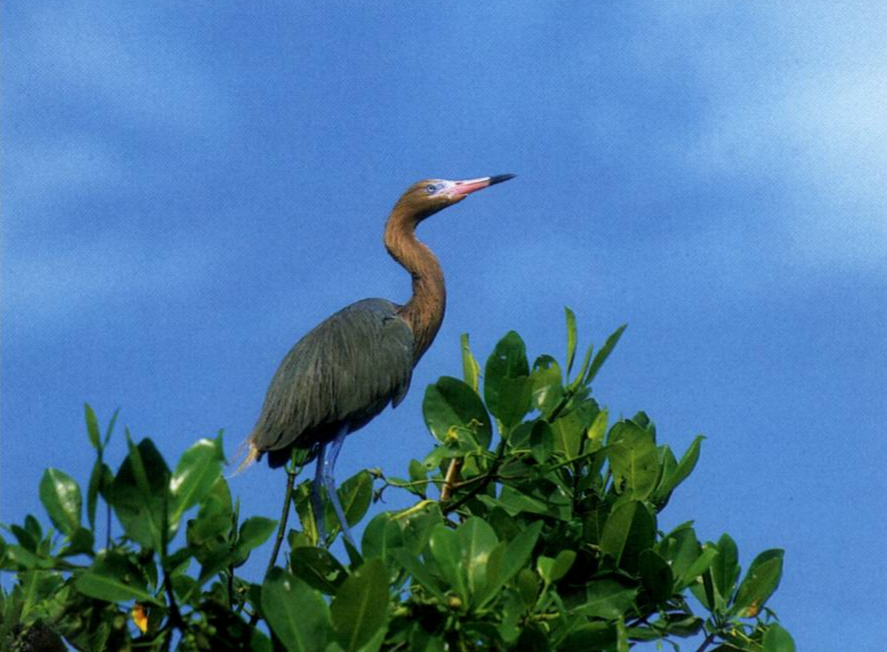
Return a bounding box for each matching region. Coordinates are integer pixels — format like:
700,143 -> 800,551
87,460 -> 113,532
84,403 -> 101,451
474,520 -> 542,609
423,377 -> 492,449
75,551 -> 162,605
639,549 -> 673,607
656,435 -> 704,501
600,500 -> 656,572
390,549 -> 446,601
607,422 -> 660,500
457,517 -> 498,596
291,546 -> 348,595
39,468 -> 82,536
712,533 -> 740,605
682,547 -> 717,590
233,517 -> 277,565
324,470 -> 374,542
570,579 -> 637,619
732,549 -> 784,618
542,549 -> 576,584
763,623 -> 796,652
60,527 -> 95,557
565,306 -> 578,378
331,558 -> 390,652
460,333 -> 481,393
169,435 -> 225,533
110,436 -> 170,549
530,420 -> 555,464
583,324 -> 627,386
101,407 -> 120,449
587,409 -> 608,447
262,567 -> 331,652
484,331 -> 533,428
531,355 -> 564,417
361,513 -> 404,566
428,525 -> 466,597
551,411 -> 585,459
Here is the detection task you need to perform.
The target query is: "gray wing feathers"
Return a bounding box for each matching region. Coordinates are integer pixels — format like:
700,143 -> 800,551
250,299 -> 414,452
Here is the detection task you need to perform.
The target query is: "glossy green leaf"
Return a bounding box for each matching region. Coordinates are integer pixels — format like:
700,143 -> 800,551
457,517 -> 498,596
530,420 -> 555,464
187,478 -> 233,554
390,549 -> 445,601
475,521 -> 542,609
361,513 -> 404,564
546,549 -> 576,583
428,525 -> 465,597
551,410 -> 584,459
233,517 -> 277,565
406,460 -> 427,496
324,470 -> 374,540
460,333 -> 481,392
584,324 -> 627,386
423,376 -> 492,448
84,403 -> 101,451
600,500 -> 656,572
262,567 -> 331,652
59,527 -> 95,557
639,549 -> 673,607
75,551 -> 162,605
682,547 -> 717,590
110,436 -> 170,549
763,623 -> 796,652
656,435 -> 704,500
169,435 -> 225,532
531,355 -> 564,416
291,546 -> 348,595
658,525 -> 703,590
484,331 -> 533,428
331,558 -> 390,652
564,306 -> 578,377
732,549 -> 784,618
607,422 -> 660,500
587,408 -> 608,447
712,533 -> 740,604
570,579 -> 637,619
39,468 -> 82,536
103,408 -> 120,448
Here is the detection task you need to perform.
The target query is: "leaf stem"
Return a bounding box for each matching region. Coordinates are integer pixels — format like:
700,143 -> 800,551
264,462 -> 297,580
694,632 -> 717,652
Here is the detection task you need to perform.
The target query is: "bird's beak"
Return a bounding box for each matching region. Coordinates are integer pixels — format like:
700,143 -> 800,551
445,174 -> 516,199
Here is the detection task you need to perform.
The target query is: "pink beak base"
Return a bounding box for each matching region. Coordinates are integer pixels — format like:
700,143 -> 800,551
446,173 -> 516,198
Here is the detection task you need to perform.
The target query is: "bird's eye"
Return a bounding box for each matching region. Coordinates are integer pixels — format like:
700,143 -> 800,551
424,184 -> 436,194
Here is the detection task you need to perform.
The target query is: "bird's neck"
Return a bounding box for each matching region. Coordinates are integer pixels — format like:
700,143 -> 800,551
384,210 -> 446,362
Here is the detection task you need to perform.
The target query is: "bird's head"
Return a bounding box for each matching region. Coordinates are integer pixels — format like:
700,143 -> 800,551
394,174 -> 516,222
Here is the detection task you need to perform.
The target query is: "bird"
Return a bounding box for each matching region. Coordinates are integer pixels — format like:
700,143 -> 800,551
240,174 -> 515,546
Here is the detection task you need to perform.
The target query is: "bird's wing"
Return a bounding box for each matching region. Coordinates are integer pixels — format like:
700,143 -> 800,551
249,298 -> 415,452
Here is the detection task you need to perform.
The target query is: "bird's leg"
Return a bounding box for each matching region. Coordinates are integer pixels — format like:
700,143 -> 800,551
321,426 -> 356,548
312,444 -> 328,545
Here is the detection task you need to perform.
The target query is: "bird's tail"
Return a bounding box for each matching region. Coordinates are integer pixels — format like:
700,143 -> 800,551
229,436 -> 261,477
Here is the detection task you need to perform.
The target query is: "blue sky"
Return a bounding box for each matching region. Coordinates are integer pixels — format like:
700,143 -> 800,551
3,2 -> 886,649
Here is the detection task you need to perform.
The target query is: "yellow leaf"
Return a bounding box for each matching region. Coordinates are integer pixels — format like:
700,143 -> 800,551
132,603 -> 149,633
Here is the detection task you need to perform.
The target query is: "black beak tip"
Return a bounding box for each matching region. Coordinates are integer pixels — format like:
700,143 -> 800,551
488,173 -> 516,186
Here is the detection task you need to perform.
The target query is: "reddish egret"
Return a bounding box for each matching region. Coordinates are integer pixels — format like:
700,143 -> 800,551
241,174 -> 515,545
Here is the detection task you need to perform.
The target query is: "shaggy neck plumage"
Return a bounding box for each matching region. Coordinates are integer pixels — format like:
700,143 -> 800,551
384,205 -> 446,362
